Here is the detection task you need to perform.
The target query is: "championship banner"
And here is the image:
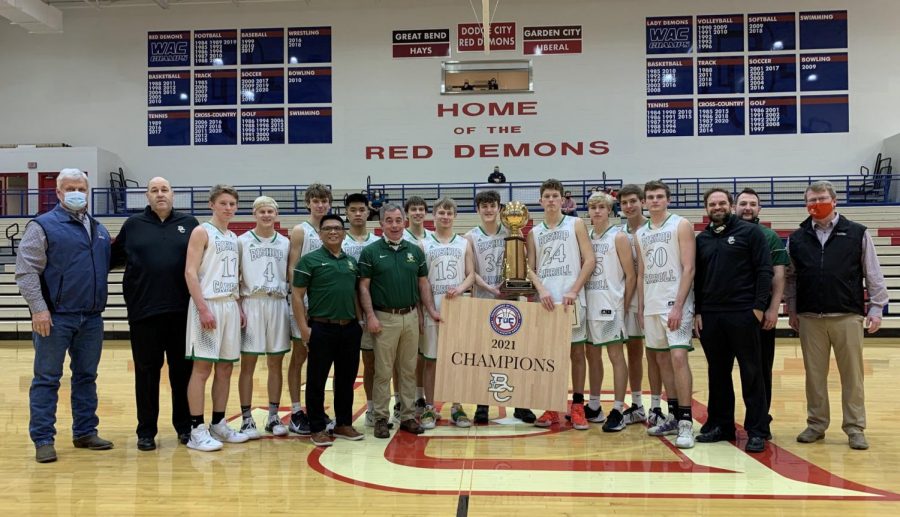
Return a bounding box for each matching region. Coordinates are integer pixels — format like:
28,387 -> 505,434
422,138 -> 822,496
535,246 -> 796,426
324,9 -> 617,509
434,296 -> 571,412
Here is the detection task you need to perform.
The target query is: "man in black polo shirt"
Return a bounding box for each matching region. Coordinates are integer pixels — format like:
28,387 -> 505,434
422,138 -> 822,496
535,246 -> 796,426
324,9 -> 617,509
359,203 -> 441,439
111,177 -> 199,451
293,214 -> 364,447
693,188 -> 772,453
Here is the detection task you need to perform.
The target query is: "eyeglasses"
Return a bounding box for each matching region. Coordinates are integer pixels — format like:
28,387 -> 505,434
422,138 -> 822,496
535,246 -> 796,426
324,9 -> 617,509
321,226 -> 345,233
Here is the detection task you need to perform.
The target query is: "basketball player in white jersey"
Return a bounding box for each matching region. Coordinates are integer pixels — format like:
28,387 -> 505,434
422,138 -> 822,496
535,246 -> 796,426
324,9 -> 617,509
585,192 -> 636,432
402,196 -> 432,419
419,197 -> 475,429
465,190 -> 537,424
285,183 -> 331,435
236,197 -> 291,439
342,193 -> 383,427
184,185 -> 250,451
634,180 -> 696,449
618,184 -> 659,426
526,179 -> 595,429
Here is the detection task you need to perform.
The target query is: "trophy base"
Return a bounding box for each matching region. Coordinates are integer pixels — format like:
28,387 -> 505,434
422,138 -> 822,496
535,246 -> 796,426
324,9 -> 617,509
499,280 -> 536,300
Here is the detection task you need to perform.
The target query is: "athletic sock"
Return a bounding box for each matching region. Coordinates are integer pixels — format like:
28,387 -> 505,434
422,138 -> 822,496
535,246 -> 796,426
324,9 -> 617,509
416,387 -> 425,400
291,401 -> 302,414
588,395 -> 601,411
268,402 -> 279,418
631,391 -> 643,408
667,398 -> 678,416
241,405 -> 252,419
212,411 -> 225,425
572,392 -> 584,404
650,394 -> 662,410
367,400 -> 374,411
614,400 -> 624,412
678,405 -> 692,422
191,415 -> 204,429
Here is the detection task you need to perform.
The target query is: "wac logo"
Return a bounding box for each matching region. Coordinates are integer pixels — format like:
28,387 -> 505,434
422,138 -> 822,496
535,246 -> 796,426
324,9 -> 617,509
306,393 -> 900,500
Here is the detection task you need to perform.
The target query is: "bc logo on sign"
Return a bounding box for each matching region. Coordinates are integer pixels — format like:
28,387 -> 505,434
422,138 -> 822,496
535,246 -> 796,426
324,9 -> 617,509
489,303 -> 522,336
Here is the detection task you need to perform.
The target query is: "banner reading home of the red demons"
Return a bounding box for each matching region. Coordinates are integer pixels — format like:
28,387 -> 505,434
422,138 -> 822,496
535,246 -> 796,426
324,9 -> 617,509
392,29 -> 450,58
523,25 -> 583,55
457,22 -> 516,52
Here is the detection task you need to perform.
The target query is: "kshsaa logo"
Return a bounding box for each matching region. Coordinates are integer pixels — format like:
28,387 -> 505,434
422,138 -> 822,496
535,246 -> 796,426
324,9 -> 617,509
490,303 -> 522,336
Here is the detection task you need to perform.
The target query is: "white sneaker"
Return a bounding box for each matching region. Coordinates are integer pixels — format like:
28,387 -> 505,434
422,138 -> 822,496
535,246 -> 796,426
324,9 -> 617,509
265,416 -> 288,437
240,418 -> 262,440
187,424 -> 223,452
420,405 -> 437,430
210,418 -> 250,444
647,414 -> 678,436
365,410 -> 375,427
675,420 -> 695,449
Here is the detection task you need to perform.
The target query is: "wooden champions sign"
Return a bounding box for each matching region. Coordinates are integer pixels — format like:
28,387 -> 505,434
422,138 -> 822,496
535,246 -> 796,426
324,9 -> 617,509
434,296 -> 571,412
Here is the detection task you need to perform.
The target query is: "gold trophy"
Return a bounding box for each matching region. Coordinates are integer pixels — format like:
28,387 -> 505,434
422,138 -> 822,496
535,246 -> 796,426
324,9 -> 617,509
499,201 -> 536,298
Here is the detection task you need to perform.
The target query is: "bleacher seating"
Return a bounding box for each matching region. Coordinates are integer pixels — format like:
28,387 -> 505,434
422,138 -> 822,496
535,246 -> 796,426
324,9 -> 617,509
1,205 -> 898,339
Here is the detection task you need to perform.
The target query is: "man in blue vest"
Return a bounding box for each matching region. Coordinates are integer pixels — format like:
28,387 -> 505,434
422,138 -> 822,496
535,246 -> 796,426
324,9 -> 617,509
785,180 -> 889,450
15,168 -> 113,463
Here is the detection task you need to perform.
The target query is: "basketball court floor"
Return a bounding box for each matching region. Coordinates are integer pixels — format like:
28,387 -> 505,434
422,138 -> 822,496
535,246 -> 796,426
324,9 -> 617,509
2,337 -> 899,515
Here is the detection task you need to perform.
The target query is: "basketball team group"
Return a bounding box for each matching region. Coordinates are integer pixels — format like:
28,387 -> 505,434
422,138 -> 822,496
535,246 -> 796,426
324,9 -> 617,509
18,169 -> 887,463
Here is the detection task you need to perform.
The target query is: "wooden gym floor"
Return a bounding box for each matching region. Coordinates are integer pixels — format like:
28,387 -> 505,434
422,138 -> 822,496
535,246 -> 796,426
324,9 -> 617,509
2,338 -> 899,516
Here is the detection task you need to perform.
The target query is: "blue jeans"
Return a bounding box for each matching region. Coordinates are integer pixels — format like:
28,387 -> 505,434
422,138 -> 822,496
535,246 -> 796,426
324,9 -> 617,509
30,312 -> 104,447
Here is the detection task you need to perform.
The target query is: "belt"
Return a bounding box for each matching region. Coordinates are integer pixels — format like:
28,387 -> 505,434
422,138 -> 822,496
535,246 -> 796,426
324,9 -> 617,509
310,317 -> 354,326
374,305 -> 416,315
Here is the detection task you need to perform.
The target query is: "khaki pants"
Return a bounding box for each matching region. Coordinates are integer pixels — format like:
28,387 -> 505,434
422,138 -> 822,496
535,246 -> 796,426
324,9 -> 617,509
798,314 -> 866,435
373,311 -> 420,421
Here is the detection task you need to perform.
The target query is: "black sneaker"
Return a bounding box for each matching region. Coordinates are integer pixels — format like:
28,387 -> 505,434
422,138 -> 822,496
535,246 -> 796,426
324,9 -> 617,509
584,404 -> 606,423
513,408 -> 536,423
289,410 -> 311,435
474,405 -> 489,424
602,409 -> 626,432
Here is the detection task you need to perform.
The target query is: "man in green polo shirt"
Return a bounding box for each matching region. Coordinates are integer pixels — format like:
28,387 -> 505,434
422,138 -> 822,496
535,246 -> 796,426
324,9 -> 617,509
736,188 -> 791,432
359,203 -> 441,439
292,214 -> 364,447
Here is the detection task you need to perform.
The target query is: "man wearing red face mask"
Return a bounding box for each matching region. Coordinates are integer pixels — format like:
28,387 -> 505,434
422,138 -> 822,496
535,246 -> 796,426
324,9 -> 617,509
784,181 -> 888,450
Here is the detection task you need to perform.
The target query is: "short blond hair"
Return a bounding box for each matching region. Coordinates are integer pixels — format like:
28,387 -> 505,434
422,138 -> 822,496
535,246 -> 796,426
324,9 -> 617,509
433,196 -> 457,213
252,196 -> 279,212
587,192 -> 614,211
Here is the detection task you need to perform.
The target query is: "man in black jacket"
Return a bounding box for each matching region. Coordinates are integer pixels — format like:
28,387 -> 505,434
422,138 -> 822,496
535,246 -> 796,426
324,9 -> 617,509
693,188 -> 773,453
785,181 -> 888,450
111,177 -> 199,451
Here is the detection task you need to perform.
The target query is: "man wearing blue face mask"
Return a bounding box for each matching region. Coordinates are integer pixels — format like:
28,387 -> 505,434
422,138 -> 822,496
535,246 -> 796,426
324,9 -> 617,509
15,168 -> 113,463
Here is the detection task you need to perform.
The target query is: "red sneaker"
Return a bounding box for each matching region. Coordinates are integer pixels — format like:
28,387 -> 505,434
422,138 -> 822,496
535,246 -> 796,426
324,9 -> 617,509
534,411 -> 559,428
570,403 -> 590,430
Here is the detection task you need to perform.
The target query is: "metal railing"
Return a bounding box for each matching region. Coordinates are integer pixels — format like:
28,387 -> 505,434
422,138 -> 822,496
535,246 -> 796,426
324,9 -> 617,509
364,179 -> 625,213
660,174 -> 894,208
90,184 -> 324,217
0,172 -> 894,218
0,189 -> 58,217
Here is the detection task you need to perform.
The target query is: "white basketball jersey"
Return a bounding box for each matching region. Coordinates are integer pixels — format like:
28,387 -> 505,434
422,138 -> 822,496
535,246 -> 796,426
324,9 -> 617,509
621,221 -> 642,312
238,230 -> 290,298
424,233 -> 468,321
636,213 -> 694,315
403,227 -> 432,244
299,220 -> 323,257
466,225 -> 508,298
585,225 -> 626,320
342,232 -> 380,261
198,222 -> 239,300
530,215 -> 585,305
